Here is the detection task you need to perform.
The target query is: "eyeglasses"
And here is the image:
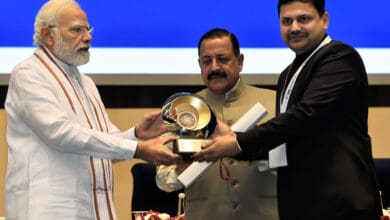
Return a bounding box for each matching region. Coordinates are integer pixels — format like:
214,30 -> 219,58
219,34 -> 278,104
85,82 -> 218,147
49,25 -> 93,36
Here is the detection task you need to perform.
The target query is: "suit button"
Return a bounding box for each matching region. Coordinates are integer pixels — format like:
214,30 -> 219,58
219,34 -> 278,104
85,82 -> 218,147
229,159 -> 235,165
231,201 -> 239,208
224,103 -> 231,108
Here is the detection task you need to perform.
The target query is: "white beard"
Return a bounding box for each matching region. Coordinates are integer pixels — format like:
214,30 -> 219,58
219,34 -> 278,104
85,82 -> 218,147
52,34 -> 90,66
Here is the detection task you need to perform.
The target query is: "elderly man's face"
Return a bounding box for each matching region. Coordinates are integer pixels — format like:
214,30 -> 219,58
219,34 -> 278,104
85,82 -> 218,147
198,36 -> 243,95
49,6 -> 92,66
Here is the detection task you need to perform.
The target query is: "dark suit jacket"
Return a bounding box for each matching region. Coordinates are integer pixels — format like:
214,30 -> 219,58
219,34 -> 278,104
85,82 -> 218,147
236,40 -> 382,219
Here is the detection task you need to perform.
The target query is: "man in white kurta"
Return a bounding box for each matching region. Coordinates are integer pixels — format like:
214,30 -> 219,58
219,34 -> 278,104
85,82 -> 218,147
5,0 -> 179,219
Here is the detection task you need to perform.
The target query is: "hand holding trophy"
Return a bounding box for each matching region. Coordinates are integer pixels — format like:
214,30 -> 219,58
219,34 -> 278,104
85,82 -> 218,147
162,92 -> 216,159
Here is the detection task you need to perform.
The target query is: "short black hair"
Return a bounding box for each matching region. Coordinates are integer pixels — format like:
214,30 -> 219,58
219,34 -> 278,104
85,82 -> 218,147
277,0 -> 325,17
197,28 -> 240,57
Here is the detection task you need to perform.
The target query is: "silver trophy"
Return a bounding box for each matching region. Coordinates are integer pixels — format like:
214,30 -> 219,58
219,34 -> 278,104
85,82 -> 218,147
162,92 -> 216,157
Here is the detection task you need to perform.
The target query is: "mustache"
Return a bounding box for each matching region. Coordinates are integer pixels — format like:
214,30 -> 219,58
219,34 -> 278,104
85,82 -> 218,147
76,44 -> 91,52
288,32 -> 307,40
207,71 -> 227,80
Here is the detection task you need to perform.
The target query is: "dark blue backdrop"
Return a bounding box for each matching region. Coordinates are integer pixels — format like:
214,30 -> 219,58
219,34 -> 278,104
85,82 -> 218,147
1,0 -> 389,48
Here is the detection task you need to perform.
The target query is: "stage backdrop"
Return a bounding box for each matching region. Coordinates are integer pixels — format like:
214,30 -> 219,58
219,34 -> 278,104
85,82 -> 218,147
0,0 -> 389,84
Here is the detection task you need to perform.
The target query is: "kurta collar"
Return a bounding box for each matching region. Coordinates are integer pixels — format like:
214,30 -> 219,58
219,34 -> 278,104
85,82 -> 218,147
54,56 -> 81,82
40,46 -> 81,81
206,78 -> 245,103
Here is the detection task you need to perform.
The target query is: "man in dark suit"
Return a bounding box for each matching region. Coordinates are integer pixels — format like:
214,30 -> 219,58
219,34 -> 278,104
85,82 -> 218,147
193,0 -> 382,219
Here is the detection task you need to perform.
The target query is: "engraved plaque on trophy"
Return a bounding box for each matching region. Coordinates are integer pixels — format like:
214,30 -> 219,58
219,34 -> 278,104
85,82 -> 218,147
162,92 -> 216,157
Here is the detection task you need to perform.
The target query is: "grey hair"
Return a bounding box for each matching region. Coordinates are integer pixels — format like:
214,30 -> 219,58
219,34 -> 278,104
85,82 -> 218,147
33,0 -> 81,46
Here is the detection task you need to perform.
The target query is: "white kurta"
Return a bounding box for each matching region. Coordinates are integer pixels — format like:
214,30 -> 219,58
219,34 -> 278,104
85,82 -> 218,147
5,47 -> 137,220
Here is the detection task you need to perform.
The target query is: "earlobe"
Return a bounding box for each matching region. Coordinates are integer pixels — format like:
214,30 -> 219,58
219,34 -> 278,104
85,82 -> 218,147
238,54 -> 244,69
323,12 -> 330,29
239,54 -> 244,63
41,26 -> 54,47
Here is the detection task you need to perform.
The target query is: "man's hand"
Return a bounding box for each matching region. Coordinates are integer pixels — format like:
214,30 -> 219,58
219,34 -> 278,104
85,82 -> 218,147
192,132 -> 241,162
135,111 -> 166,139
134,135 -> 180,166
211,120 -> 232,137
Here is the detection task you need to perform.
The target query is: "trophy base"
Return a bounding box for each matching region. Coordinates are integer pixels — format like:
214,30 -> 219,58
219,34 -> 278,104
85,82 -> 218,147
173,138 -> 212,160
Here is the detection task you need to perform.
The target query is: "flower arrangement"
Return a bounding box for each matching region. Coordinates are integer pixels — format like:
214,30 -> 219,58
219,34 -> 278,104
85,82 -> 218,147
133,210 -> 184,220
